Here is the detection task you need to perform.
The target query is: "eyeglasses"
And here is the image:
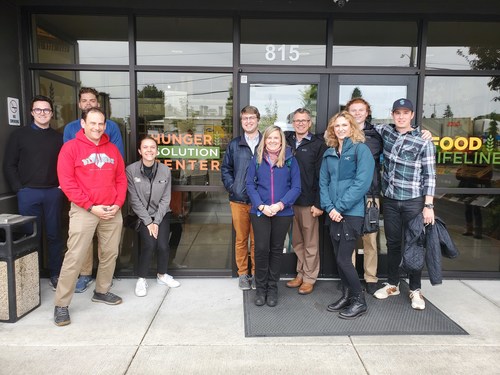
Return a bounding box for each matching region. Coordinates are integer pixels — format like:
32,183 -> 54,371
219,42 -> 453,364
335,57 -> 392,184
241,115 -> 257,122
293,119 -> 310,124
32,108 -> 53,115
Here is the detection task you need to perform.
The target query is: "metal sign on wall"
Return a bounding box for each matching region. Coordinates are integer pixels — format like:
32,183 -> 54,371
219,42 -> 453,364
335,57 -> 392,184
7,97 -> 20,126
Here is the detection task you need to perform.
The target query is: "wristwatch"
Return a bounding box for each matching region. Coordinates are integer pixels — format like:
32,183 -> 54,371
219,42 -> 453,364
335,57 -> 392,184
87,205 -> 94,212
424,203 -> 434,209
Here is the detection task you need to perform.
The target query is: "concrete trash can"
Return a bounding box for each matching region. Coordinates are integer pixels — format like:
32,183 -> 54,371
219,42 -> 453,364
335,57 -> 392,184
0,214 -> 40,323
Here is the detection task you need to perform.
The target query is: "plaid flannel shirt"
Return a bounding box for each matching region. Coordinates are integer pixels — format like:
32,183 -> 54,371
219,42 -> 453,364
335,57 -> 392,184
374,124 -> 436,200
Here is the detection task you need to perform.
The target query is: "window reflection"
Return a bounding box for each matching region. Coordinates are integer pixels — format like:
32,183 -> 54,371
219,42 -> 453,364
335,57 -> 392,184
435,197 -> 500,270
32,14 -> 129,65
333,21 -> 418,67
422,76 -> 500,218
35,70 -> 130,146
427,22 -> 500,70
249,84 -> 318,132
137,73 -> 233,187
136,17 -> 232,66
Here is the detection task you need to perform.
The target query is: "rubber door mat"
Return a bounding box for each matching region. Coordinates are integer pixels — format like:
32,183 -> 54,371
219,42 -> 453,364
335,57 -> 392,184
243,280 -> 468,337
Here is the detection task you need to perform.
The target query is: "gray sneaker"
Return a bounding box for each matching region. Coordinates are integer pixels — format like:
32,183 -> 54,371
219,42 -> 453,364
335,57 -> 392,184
91,291 -> 123,305
54,306 -> 70,326
238,274 -> 251,290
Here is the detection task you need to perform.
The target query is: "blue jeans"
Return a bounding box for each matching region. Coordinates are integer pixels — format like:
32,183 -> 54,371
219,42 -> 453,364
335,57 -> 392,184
17,187 -> 64,277
383,196 -> 424,291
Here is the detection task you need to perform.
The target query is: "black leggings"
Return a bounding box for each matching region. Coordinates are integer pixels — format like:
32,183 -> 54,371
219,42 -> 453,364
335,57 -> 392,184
250,214 -> 293,296
137,213 -> 171,278
329,216 -> 364,295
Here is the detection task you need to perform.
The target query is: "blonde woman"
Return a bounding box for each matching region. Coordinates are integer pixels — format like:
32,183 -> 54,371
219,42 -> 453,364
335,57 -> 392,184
246,125 -> 301,307
319,111 -> 374,319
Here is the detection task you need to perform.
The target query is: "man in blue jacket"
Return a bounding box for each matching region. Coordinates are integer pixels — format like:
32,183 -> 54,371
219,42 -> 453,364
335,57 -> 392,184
63,87 -> 125,293
221,105 -> 262,290
285,108 -> 327,295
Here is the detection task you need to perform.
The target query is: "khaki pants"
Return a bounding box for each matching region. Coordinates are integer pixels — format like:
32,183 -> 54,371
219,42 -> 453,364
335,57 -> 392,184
292,205 -> 320,284
79,242 -> 96,276
230,202 -> 255,276
55,203 -> 122,307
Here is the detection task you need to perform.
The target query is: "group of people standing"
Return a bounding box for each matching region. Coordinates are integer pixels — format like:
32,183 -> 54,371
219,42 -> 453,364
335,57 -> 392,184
4,88 -> 181,327
3,89 -> 435,326
222,99 -> 435,320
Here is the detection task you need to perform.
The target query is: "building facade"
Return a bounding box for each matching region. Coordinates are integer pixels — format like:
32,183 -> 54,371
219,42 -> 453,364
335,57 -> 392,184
1,0 -> 499,278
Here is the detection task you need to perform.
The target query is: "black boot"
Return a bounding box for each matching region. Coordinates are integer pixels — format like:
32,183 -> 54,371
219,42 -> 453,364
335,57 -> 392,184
327,285 -> 351,312
254,294 -> 266,306
339,293 -> 367,320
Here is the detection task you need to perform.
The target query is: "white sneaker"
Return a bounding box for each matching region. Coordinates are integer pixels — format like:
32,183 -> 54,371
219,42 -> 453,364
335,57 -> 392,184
374,283 -> 400,299
409,289 -> 426,310
135,278 -> 148,297
157,273 -> 180,288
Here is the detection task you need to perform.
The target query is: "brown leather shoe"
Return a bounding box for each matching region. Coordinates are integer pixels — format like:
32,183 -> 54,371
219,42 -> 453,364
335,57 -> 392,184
298,282 -> 314,295
286,276 -> 303,288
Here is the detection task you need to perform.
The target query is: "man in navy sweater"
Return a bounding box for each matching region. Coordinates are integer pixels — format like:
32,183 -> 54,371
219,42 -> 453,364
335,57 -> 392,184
4,95 -> 64,290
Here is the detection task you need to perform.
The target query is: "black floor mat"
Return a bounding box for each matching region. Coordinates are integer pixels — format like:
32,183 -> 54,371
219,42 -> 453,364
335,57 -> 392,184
243,280 -> 468,337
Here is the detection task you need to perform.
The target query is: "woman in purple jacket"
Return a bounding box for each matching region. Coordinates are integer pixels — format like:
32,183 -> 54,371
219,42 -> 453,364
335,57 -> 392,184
246,125 -> 301,307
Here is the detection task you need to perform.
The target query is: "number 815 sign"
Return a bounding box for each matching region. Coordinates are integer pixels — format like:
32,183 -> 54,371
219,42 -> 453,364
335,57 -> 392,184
265,44 -> 300,62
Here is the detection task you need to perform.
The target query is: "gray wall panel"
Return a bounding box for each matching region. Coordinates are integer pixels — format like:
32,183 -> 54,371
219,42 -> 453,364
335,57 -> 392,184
0,1 -> 22,211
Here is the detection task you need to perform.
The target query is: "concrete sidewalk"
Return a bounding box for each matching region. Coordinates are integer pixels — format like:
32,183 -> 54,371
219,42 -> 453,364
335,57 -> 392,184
0,278 -> 499,374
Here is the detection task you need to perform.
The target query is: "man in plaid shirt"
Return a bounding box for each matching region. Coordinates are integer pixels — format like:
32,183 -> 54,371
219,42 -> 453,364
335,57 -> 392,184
373,98 -> 436,310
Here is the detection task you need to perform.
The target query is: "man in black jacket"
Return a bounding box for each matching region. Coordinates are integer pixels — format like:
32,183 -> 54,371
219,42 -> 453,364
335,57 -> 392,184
221,105 -> 262,290
285,108 -> 328,295
346,98 -> 383,295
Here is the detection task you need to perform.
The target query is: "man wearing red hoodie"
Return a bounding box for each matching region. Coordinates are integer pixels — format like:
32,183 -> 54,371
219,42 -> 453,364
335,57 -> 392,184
54,107 -> 127,326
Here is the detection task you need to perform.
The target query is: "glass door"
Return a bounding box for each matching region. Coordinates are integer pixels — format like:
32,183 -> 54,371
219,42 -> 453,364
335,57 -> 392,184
239,74 -> 328,276
323,75 -> 418,278
239,73 -> 417,278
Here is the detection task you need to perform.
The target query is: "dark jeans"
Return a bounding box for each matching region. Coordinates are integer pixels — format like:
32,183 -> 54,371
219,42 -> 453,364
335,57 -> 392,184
328,215 -> 364,295
250,214 -> 292,297
17,187 -> 64,277
137,213 -> 171,277
383,196 -> 424,291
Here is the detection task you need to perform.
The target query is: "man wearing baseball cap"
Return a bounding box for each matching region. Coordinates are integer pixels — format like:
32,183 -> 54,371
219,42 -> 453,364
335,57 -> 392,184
372,98 -> 436,310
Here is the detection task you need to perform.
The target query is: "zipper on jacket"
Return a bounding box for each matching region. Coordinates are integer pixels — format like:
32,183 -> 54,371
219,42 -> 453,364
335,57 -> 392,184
270,164 -> 275,204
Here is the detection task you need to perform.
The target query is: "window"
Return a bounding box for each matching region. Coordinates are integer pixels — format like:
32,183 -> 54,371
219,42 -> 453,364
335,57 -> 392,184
241,19 -> 326,65
423,76 -> 500,189
34,70 -> 130,137
136,17 -> 232,67
427,22 -> 500,70
333,20 -> 418,67
32,15 -> 129,65
136,72 -> 232,187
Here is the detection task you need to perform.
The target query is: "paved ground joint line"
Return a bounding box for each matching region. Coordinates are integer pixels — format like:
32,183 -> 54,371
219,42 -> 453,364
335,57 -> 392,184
459,280 -> 500,308
123,286 -> 171,374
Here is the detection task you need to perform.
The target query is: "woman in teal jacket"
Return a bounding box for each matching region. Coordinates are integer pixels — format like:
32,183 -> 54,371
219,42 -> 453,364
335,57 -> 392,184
319,111 -> 374,320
